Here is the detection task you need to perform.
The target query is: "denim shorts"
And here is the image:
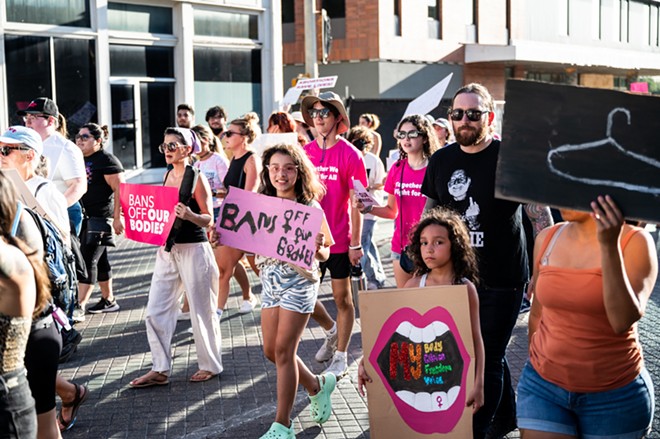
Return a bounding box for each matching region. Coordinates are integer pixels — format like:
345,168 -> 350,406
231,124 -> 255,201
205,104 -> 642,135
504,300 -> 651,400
0,368 -> 37,439
517,361 -> 654,438
391,251 -> 401,261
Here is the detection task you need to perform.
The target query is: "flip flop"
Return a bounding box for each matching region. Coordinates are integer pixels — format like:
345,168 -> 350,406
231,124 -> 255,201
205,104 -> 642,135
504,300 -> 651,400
57,384 -> 88,432
129,372 -> 169,388
190,370 -> 218,383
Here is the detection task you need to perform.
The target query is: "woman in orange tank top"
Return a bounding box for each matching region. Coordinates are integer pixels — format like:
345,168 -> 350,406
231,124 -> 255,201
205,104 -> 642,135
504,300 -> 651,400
517,195 -> 657,438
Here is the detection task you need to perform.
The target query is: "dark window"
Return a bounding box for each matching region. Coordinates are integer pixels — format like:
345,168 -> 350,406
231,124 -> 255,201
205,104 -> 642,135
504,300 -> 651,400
6,0 -> 90,27
194,48 -> 261,83
322,0 -> 345,18
109,45 -> 174,77
394,0 -> 402,36
282,0 -> 295,23
194,10 -> 258,39
428,0 -> 441,39
108,3 -> 173,34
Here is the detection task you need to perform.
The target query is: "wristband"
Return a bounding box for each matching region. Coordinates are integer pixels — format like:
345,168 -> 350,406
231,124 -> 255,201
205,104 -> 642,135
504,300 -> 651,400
349,245 -> 362,251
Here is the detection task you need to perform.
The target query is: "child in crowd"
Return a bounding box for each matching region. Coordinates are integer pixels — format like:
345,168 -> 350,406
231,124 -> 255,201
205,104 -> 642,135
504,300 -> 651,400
357,207 -> 485,415
255,144 -> 337,439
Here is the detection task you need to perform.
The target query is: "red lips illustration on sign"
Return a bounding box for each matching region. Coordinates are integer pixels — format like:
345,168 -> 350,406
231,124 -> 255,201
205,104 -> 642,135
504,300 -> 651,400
368,306 -> 470,434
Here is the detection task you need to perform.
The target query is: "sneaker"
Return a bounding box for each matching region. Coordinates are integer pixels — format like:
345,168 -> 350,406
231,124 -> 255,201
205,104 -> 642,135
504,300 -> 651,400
519,297 -> 531,314
314,328 -> 338,362
324,352 -> 348,379
259,421 -> 295,439
177,311 -> 191,321
309,373 -> 336,424
58,328 -> 82,364
72,305 -> 85,323
87,298 -> 120,314
238,296 -> 256,314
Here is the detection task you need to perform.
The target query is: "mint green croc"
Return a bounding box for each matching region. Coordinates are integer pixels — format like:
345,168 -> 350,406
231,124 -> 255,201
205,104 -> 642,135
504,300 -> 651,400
259,421 -> 294,439
309,373 -> 336,424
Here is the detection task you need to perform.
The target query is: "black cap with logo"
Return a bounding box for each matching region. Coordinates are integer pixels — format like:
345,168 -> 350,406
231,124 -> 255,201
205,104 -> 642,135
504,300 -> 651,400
16,97 -> 59,117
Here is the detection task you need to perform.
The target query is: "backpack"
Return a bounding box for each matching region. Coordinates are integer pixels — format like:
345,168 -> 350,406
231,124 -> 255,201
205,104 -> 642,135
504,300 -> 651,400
20,204 -> 78,318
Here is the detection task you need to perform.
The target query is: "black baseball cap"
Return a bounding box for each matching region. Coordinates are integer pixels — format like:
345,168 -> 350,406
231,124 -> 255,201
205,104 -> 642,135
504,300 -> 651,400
16,97 -> 59,117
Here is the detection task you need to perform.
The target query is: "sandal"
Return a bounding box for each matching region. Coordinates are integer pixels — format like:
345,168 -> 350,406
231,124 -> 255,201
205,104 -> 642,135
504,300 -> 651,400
309,373 -> 336,424
259,421 -> 295,439
57,384 -> 88,432
129,371 -> 169,388
190,370 -> 218,383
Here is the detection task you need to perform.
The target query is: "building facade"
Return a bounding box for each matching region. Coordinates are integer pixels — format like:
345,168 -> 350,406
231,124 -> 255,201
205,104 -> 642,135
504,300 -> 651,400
0,0 -> 283,170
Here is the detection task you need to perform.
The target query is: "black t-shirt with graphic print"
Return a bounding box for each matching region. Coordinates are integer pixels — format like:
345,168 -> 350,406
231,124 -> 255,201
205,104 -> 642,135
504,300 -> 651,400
421,140 -> 528,288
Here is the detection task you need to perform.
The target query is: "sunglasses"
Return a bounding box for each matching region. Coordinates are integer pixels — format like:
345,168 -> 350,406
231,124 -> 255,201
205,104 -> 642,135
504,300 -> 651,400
75,134 -> 92,141
448,108 -> 489,122
221,131 -> 243,139
307,108 -> 332,119
0,146 -> 30,156
266,164 -> 298,174
158,142 -> 184,153
395,130 -> 422,140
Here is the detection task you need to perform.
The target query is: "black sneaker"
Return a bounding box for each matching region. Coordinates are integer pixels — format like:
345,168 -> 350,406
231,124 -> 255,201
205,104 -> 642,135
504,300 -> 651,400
59,328 -> 82,364
87,298 -> 120,314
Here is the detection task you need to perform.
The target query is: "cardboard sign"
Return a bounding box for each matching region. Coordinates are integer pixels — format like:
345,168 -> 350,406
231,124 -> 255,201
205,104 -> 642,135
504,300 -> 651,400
281,87 -> 304,108
120,183 -> 179,246
352,179 -> 380,208
403,73 -> 453,119
294,75 -> 338,90
251,133 -> 299,158
497,79 -> 660,223
359,286 -> 475,438
217,188 -> 324,269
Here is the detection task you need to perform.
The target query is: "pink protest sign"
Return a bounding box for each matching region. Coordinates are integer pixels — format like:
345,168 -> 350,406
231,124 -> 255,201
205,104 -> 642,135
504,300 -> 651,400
217,188 -> 323,269
630,82 -> 649,93
120,183 -> 179,246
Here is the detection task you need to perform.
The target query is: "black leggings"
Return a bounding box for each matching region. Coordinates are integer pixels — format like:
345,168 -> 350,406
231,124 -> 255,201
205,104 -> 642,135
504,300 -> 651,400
24,320 -> 61,414
79,225 -> 112,284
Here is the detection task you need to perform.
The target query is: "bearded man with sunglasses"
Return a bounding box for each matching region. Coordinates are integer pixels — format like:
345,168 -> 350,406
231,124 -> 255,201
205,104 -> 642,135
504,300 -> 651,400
421,83 -> 553,439
301,92 -> 368,379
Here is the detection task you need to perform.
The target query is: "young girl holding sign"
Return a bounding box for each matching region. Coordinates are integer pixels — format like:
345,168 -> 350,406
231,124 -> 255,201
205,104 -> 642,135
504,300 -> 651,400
256,144 -> 336,439
358,208 -> 485,414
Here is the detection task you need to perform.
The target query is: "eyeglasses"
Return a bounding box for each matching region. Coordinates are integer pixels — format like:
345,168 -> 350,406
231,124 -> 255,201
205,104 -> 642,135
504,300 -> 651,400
75,134 -> 92,141
0,146 -> 30,156
221,131 -> 243,139
394,130 -> 422,140
22,114 -> 49,122
266,164 -> 298,174
448,108 -> 489,122
158,142 -> 184,153
307,108 -> 332,119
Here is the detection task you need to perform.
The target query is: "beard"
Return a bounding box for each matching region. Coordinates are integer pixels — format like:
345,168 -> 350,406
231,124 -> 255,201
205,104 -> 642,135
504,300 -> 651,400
210,127 -> 224,136
455,124 -> 488,146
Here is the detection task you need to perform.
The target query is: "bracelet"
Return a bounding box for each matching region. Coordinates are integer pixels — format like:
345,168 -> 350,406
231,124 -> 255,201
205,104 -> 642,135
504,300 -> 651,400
361,205 -> 374,214
349,245 -> 362,251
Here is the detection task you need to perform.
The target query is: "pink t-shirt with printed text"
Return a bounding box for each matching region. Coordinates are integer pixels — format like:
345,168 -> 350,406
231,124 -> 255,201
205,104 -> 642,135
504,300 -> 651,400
304,138 -> 368,253
384,160 -> 428,254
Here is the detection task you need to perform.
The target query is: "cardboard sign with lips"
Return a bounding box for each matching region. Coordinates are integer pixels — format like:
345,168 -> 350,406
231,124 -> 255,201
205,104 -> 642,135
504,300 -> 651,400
359,286 -> 475,438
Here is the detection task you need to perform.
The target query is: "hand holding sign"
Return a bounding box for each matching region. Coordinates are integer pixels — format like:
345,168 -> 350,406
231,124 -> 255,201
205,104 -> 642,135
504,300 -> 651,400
353,179 -> 380,209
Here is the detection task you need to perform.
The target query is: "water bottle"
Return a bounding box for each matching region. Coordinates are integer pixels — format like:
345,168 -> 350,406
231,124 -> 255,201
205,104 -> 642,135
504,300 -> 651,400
350,263 -> 367,310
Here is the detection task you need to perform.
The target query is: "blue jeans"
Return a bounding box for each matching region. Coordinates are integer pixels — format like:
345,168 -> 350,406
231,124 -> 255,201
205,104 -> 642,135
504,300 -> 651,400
360,219 -> 386,287
67,202 -> 83,236
517,362 -> 654,438
0,368 -> 37,439
472,285 -> 524,439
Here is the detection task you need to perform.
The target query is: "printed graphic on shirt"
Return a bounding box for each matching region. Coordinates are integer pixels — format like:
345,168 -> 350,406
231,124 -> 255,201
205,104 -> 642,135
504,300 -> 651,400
447,169 -> 483,246
394,180 -> 423,198
316,164 -> 340,182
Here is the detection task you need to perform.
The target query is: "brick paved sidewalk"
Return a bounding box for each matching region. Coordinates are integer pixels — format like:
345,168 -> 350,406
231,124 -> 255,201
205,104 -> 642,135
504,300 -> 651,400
58,220 -> 660,438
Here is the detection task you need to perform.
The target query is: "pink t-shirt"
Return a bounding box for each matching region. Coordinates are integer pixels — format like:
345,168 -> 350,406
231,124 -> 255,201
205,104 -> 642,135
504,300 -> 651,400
304,138 -> 368,253
194,153 -> 229,209
384,161 -> 428,254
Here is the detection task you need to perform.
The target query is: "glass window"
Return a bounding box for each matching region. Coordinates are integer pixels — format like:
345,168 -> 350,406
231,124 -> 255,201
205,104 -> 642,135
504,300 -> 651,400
194,10 -> 258,39
108,3 -> 173,34
322,0 -> 345,18
109,45 -> 174,77
282,0 -> 295,23
194,47 -> 262,120
6,0 -> 90,27
394,0 -> 402,36
428,0 -> 441,39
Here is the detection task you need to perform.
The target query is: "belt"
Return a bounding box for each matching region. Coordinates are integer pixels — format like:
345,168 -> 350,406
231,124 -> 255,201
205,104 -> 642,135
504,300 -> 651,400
31,313 -> 54,331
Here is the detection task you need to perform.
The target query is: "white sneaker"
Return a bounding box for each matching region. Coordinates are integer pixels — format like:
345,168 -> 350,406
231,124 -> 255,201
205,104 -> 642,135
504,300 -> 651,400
177,311 -> 190,321
315,329 -> 338,362
72,306 -> 85,323
239,296 -> 256,314
324,353 -> 348,379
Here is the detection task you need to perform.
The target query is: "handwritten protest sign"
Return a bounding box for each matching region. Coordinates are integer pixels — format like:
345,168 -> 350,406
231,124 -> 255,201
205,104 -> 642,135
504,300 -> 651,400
352,179 -> 380,208
295,75 -> 338,90
497,79 -> 660,223
120,183 -> 179,246
359,286 -> 475,438
217,188 -> 324,269
281,87 -> 304,108
252,133 -> 299,158
403,73 -> 453,119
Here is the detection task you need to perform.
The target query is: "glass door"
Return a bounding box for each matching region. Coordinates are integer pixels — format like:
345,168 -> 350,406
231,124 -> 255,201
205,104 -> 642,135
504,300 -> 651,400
110,82 -> 139,169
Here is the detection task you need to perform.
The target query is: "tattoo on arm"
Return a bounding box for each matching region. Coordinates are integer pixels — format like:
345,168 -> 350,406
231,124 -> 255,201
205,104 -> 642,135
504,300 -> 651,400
524,204 -> 554,237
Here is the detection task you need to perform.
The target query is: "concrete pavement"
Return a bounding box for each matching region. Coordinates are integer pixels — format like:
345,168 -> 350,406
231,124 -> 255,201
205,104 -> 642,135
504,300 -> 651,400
58,219 -> 660,438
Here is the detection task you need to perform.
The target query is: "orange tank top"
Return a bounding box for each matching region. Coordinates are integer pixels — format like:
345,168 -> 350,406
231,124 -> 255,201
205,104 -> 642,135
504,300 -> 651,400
529,223 -> 643,393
